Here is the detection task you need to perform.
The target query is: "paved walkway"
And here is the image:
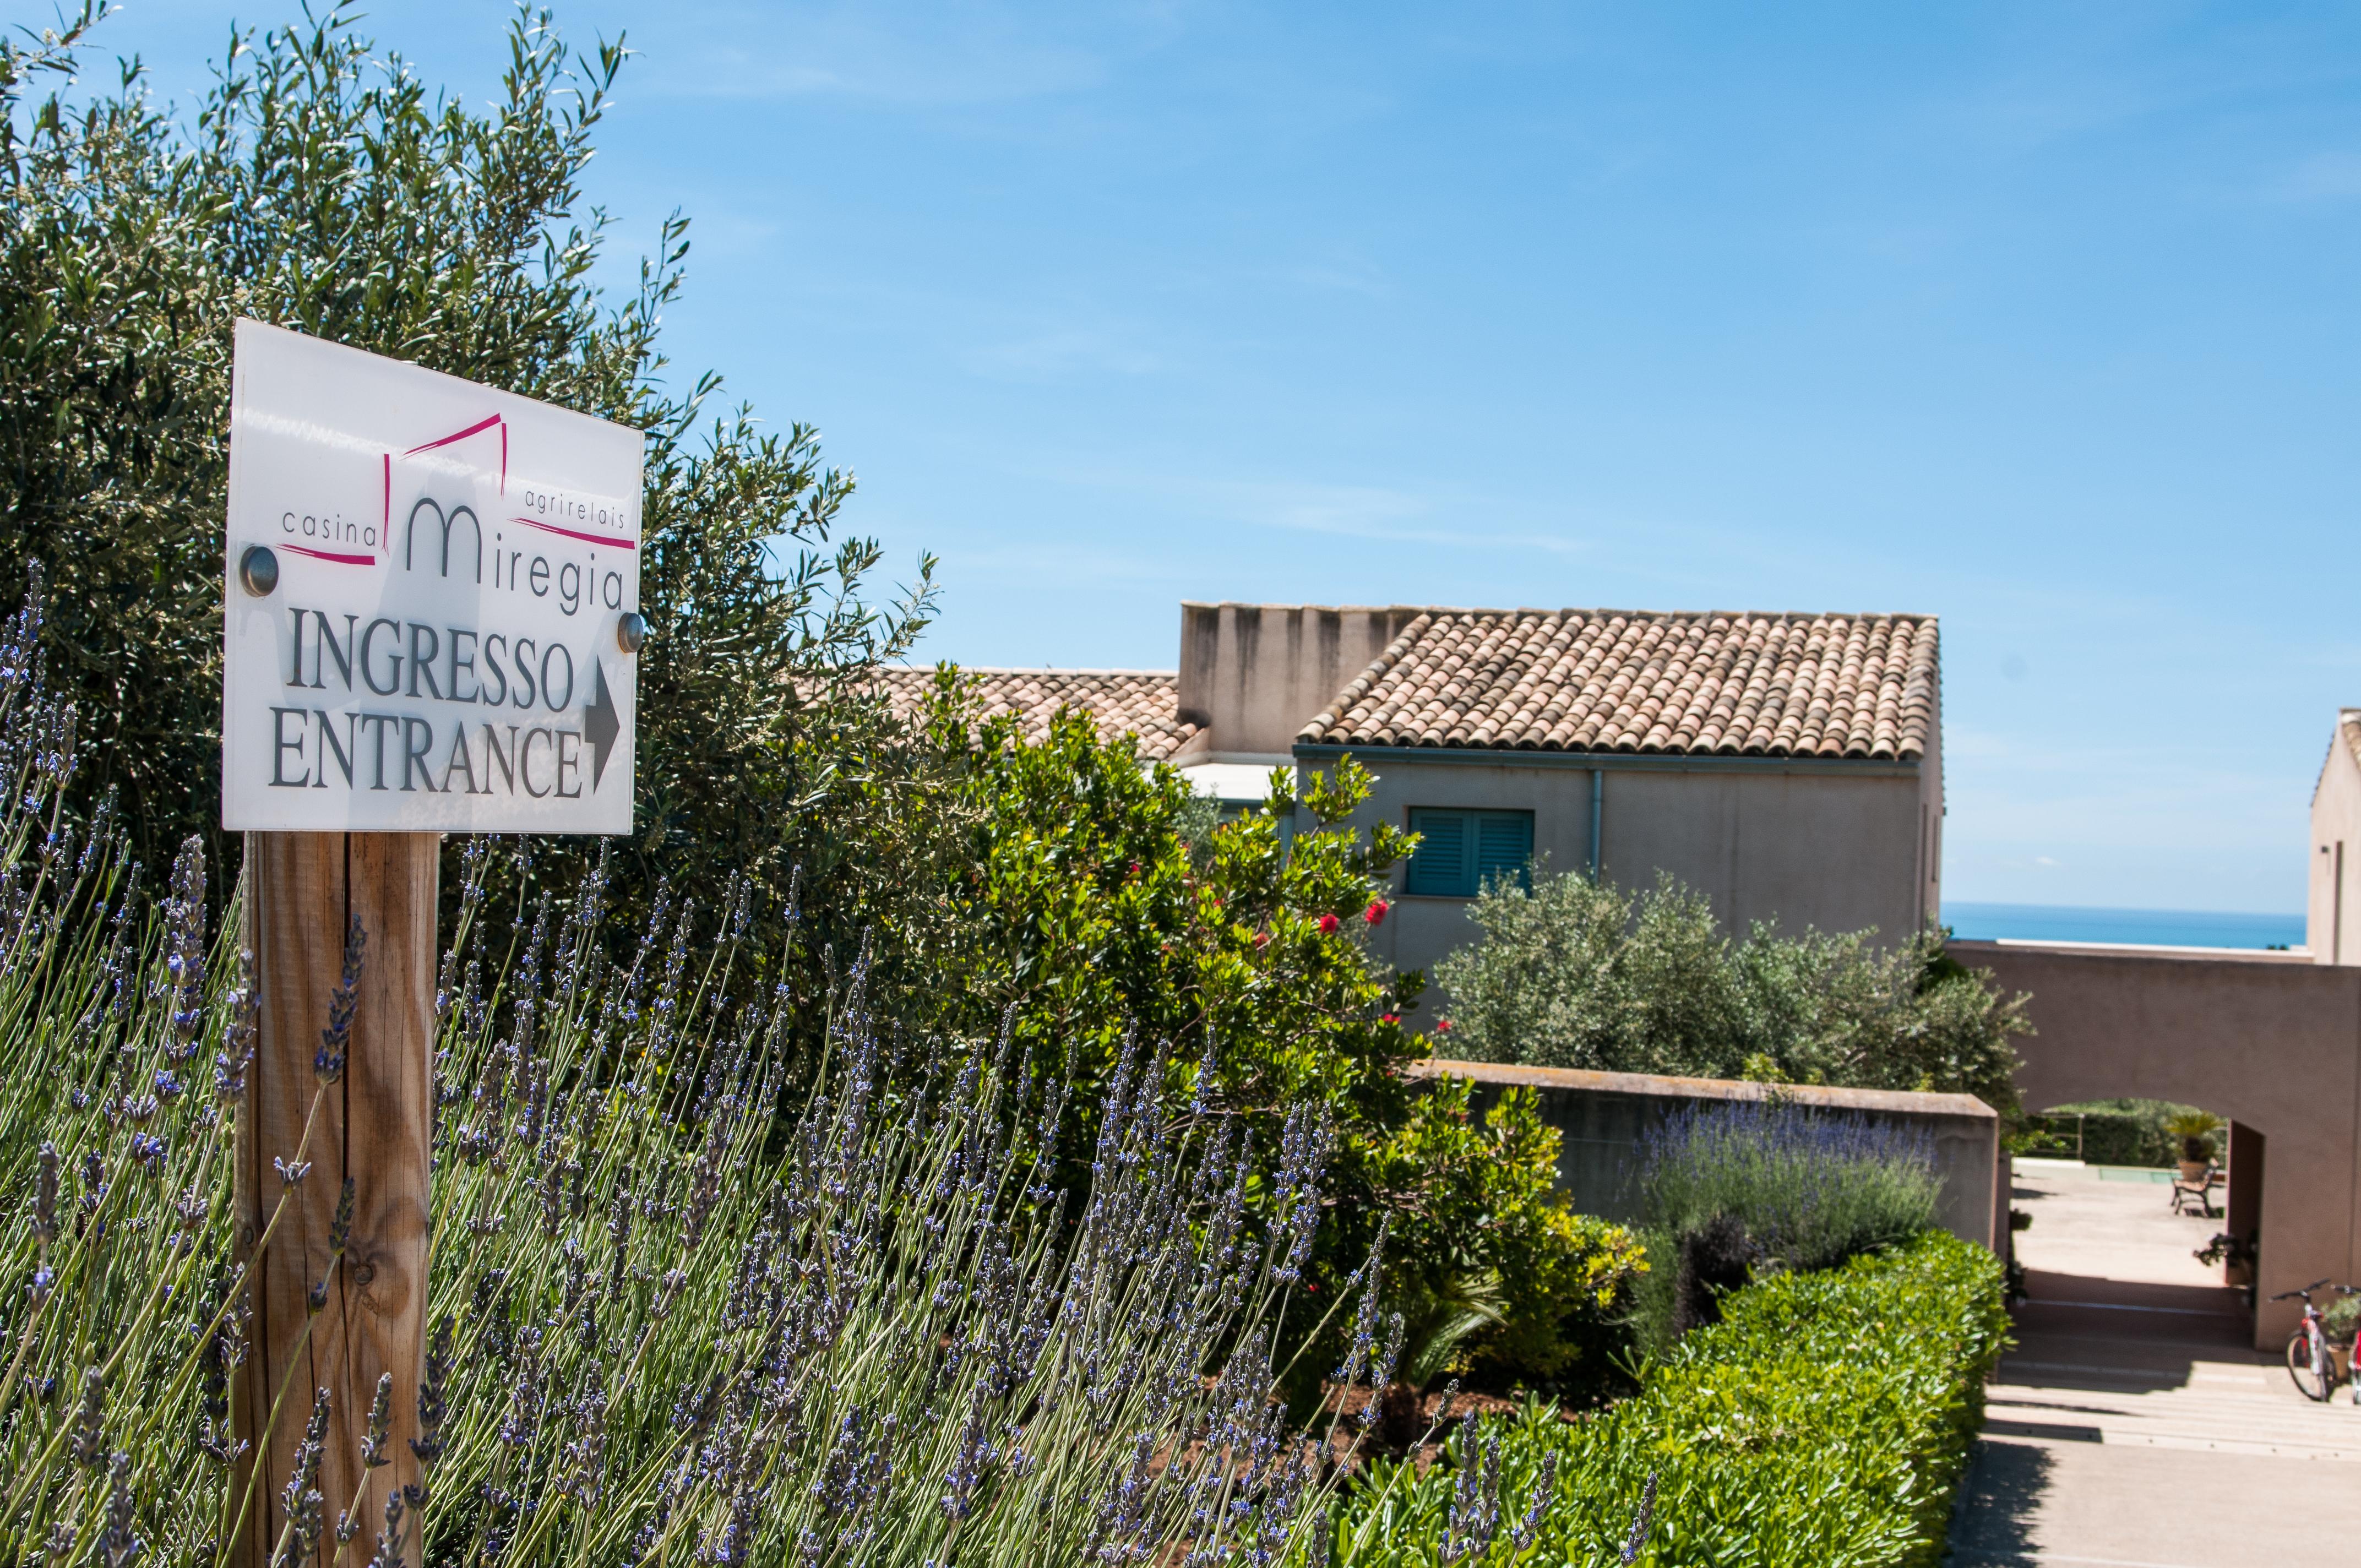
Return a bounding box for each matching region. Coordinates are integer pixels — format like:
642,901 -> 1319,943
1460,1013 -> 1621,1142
1947,1158 -> 2361,1566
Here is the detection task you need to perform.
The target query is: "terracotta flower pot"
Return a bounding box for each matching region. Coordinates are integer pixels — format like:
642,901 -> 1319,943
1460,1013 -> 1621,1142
2179,1159 -> 2211,1182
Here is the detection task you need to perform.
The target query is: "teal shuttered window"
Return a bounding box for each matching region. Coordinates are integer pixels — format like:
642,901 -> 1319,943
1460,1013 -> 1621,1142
1404,808 -> 1534,897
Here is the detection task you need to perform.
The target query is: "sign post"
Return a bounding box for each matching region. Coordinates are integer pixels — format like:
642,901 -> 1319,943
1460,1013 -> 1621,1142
221,321 -> 643,1566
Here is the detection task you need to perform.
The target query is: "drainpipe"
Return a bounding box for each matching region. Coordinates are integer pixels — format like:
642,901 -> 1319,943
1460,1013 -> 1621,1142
1588,769 -> 1603,881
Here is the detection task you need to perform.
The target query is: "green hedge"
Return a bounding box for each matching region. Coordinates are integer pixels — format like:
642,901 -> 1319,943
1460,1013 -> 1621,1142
2021,1099 -> 2215,1168
1335,1232 -> 2010,1567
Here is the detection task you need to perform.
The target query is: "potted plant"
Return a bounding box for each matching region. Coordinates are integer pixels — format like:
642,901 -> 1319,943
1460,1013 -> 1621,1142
2164,1110 -> 2224,1180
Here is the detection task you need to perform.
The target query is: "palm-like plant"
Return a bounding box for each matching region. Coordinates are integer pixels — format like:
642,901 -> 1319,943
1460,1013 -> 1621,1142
2163,1109 -> 2225,1166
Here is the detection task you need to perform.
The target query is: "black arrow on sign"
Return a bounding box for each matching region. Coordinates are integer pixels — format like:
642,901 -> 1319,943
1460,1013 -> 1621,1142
584,657 -> 621,788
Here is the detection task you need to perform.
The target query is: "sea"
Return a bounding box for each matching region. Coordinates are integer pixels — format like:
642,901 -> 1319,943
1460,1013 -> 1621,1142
1940,902 -> 2305,951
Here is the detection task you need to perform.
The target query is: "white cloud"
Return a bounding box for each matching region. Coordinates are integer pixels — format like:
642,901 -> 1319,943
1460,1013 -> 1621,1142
632,6 -> 1120,107
962,328 -> 1165,380
2269,150 -> 2361,203
1194,477 -> 1591,557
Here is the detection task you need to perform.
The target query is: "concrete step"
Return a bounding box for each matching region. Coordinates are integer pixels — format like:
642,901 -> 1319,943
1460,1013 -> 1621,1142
1983,1363 -> 2361,1461
1981,1417 -> 2361,1461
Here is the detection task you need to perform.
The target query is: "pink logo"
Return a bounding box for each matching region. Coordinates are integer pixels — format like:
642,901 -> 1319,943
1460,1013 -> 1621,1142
280,410 -> 635,567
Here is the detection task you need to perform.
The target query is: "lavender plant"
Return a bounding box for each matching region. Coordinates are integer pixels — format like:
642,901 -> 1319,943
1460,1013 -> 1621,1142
1625,1098 -> 1941,1353
413,848 -> 1376,1566
0,567 -> 246,1561
1634,1099 -> 1941,1276
0,565 -> 1373,1565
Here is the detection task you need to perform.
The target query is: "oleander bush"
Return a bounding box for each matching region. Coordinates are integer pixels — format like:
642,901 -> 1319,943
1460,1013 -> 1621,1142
1430,866 -> 2028,1118
0,586 -> 1364,1566
931,694 -> 1647,1398
1334,1231 -> 2010,1568
1356,1076 -> 1647,1392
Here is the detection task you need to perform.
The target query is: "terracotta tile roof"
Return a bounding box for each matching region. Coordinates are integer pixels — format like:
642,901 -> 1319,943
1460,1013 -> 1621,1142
876,667 -> 1202,762
1296,609 -> 1938,760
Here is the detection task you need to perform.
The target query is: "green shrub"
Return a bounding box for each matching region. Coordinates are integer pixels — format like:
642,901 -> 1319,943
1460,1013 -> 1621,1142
2028,1098 -> 2216,1168
1335,1232 -> 2010,1567
933,695 -> 1644,1391
1364,1077 -> 1648,1390
1430,867 -> 2028,1117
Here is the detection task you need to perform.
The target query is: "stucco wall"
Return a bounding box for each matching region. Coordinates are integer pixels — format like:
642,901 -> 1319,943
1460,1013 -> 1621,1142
1177,603 -> 1427,756
1305,750 -> 1929,1010
2308,716 -> 2361,962
1916,662 -> 1944,929
1413,1060 -> 2002,1251
1954,938 -> 2361,1349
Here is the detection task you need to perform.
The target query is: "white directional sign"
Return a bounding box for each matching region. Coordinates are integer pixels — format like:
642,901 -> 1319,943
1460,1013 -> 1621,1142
221,320 -> 645,834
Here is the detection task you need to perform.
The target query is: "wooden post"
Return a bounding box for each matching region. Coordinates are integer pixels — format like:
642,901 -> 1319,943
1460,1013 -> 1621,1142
232,831 -> 439,1568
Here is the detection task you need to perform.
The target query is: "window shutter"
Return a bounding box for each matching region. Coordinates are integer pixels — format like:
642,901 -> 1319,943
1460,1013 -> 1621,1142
1474,811 -> 1534,891
1406,809 -> 1472,896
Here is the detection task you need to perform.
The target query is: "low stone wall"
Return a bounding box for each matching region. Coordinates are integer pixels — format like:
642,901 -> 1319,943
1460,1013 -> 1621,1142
1412,1059 -> 2004,1251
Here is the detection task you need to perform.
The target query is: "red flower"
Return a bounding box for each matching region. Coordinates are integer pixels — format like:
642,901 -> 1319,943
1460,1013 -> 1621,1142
1435,1017 -> 1453,1032
1128,861 -> 1140,876
1380,1012 -> 1400,1025
1364,899 -> 1390,926
1253,930 -> 1270,950
1317,913 -> 1340,935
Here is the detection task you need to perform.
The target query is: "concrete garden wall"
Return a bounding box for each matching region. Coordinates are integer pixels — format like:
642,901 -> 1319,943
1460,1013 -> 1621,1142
1413,1059 -> 2004,1251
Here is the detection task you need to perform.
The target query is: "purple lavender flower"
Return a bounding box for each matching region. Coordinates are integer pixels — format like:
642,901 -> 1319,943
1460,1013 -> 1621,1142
278,1389 -> 330,1568
1621,1468 -> 1658,1564
1439,1416 -> 1503,1565
32,1142 -> 57,1244
100,1451 -> 139,1568
316,917 -> 366,1084
359,1373 -> 394,1469
1511,1447 -> 1559,1551
410,1317 -> 452,1480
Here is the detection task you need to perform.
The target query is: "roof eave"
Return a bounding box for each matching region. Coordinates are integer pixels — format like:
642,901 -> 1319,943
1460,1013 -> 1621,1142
1289,741 -> 1922,778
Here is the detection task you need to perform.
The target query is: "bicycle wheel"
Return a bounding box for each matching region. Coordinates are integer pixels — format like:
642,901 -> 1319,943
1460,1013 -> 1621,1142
2288,1326 -> 2332,1401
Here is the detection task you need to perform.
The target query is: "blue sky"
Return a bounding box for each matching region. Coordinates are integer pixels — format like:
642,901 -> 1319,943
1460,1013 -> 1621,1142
77,1 -> 2361,914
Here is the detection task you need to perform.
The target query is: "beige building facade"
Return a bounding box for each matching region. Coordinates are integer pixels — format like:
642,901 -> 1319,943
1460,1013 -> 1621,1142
892,600 -> 1947,1012
2307,709 -> 2361,963
1177,601 -> 1945,1011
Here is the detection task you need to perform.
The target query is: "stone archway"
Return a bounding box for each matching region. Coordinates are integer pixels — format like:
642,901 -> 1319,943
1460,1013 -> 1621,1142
1953,939 -> 2361,1349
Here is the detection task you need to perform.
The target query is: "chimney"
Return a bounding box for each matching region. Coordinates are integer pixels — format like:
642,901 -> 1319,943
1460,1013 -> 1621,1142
1177,603 -> 1426,755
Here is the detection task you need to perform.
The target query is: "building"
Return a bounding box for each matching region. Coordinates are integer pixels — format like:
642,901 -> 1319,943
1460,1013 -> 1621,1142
890,600 -> 1945,1006
2307,708 -> 2361,962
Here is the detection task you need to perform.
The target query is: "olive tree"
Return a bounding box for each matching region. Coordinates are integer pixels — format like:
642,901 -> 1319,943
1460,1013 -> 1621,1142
0,3 -> 955,982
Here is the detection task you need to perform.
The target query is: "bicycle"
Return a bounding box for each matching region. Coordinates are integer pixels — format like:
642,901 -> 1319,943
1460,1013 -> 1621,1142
2271,1279 -> 2360,1402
